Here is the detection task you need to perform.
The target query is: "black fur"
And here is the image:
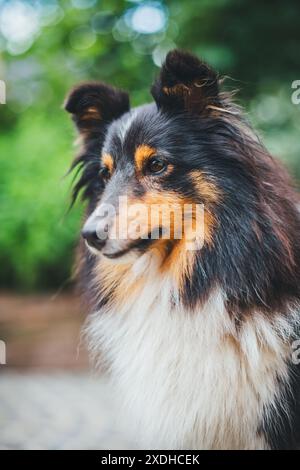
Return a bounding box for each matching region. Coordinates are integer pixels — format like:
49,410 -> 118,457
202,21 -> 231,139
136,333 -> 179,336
151,49 -> 220,114
262,360 -> 300,449
65,82 -> 129,204
65,49 -> 300,449
65,82 -> 129,135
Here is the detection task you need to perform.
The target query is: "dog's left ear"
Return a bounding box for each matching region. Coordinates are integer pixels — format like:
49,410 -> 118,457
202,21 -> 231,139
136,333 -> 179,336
64,82 -> 130,139
151,49 -> 220,116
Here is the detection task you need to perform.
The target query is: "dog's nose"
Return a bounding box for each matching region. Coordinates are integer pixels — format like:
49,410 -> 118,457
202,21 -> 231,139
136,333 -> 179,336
81,228 -> 106,251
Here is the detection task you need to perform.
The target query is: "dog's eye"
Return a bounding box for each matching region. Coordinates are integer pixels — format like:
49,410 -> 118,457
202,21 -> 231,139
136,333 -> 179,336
147,158 -> 166,175
99,167 -> 110,181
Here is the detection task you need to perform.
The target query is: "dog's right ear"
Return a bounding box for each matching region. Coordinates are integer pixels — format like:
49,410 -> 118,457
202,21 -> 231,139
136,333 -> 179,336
64,82 -> 130,139
151,49 -> 220,117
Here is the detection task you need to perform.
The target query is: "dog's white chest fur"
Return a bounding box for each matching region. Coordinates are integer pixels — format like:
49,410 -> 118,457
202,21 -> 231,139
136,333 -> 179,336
86,258 -> 290,449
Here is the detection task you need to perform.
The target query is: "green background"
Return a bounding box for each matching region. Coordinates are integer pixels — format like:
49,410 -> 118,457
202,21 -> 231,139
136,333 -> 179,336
0,0 -> 299,290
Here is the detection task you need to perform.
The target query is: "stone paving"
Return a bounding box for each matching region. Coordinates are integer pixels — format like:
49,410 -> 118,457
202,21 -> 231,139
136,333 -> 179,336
0,372 -> 131,450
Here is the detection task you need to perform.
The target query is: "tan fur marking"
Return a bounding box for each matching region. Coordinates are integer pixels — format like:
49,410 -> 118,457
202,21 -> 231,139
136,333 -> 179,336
203,211 -> 217,246
190,170 -> 221,204
134,145 -> 156,172
93,185 -> 218,294
162,239 -> 195,290
159,209 -> 216,290
206,104 -> 239,116
102,153 -> 114,174
94,257 -> 142,306
163,84 -> 190,96
81,106 -> 101,121
123,190 -> 217,289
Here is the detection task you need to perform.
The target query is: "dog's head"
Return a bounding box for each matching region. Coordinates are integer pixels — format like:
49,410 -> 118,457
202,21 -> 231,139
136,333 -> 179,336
65,50 -> 236,263
65,49 -> 300,311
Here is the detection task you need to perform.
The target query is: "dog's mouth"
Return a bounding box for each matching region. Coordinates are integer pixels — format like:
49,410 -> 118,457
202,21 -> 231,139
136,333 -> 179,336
102,237 -> 155,260
102,247 -> 132,259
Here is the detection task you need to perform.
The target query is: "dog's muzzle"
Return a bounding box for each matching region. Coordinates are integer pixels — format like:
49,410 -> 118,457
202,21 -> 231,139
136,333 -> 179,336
81,226 -> 107,251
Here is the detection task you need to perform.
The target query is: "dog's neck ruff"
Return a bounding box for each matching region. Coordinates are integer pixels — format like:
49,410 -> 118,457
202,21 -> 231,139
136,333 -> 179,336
85,251 -> 296,449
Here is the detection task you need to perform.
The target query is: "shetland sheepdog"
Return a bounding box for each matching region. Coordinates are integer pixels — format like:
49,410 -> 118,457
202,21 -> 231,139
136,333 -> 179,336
65,49 -> 300,449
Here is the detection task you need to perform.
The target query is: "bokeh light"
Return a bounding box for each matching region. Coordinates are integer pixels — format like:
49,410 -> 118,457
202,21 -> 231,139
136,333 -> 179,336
125,2 -> 167,35
0,1 -> 40,53
37,1 -> 64,27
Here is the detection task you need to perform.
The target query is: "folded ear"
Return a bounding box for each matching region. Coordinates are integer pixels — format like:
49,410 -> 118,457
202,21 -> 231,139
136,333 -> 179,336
151,49 -> 220,116
64,82 -> 130,138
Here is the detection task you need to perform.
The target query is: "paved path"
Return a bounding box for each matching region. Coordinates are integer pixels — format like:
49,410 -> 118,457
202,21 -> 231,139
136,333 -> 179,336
0,372 -> 131,450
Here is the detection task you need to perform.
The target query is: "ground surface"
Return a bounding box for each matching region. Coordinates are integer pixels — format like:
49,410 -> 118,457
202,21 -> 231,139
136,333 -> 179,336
0,292 -> 131,449
0,292 -> 88,369
0,372 -> 131,450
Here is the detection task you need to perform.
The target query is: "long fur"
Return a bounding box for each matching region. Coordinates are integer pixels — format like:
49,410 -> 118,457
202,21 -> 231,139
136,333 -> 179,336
65,50 -> 300,449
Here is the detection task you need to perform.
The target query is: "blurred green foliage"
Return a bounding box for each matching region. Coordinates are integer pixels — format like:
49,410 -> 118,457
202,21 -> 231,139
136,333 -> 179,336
0,0 -> 299,290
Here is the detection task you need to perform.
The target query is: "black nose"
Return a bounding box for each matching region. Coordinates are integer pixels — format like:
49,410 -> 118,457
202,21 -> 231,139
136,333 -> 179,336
81,228 -> 106,251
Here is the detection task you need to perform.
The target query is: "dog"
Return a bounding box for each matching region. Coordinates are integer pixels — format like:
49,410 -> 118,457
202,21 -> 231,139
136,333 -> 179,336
64,49 -> 300,449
